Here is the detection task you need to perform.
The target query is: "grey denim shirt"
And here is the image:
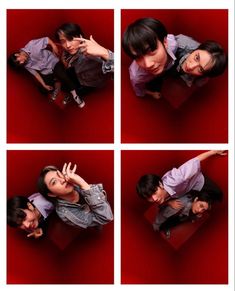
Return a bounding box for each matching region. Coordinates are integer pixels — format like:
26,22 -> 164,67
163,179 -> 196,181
55,184 -> 113,228
153,194 -> 193,231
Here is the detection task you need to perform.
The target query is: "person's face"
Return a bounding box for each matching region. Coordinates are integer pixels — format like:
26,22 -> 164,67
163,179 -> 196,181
181,49 -> 213,76
191,198 -> 209,214
15,51 -> 28,65
135,39 -> 168,75
19,205 -> 39,232
44,170 -> 74,197
147,184 -> 168,205
58,32 -> 81,55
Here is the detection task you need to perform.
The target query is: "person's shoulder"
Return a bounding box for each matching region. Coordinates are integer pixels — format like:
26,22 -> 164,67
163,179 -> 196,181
175,34 -> 200,50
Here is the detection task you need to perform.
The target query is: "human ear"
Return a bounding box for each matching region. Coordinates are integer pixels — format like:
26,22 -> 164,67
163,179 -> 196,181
27,202 -> 34,211
163,37 -> 168,49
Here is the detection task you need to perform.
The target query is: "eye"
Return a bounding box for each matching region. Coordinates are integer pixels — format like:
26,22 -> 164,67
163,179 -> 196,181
194,53 -> 200,62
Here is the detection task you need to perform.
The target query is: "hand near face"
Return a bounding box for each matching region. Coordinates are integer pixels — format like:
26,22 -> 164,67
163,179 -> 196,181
167,199 -> 183,210
27,227 -> 43,239
58,162 -> 90,190
74,35 -> 110,60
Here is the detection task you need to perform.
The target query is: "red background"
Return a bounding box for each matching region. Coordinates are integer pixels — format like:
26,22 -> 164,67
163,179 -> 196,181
121,10 -> 228,143
7,10 -> 114,143
121,150 -> 228,283
7,150 -> 114,284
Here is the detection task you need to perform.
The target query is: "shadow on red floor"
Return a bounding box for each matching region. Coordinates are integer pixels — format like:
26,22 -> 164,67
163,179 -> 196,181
121,150 -> 228,284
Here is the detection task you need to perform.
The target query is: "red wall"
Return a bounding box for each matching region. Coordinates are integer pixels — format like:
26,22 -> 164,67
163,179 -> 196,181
121,10 -> 228,143
121,150 -> 228,283
7,150 -> 114,284
7,10 -> 114,143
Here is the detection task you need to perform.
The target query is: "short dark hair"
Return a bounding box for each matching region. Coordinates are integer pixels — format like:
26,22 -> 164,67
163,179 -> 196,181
37,165 -> 58,199
136,174 -> 162,199
8,51 -> 25,69
7,196 -> 29,227
55,23 -> 84,41
191,190 -> 212,209
122,18 -> 168,59
197,40 -> 227,77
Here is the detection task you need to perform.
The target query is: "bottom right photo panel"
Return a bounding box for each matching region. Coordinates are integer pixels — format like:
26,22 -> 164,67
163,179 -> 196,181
121,150 -> 228,284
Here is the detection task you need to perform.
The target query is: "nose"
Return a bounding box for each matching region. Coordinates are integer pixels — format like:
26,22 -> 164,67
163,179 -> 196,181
23,220 -> 31,229
65,40 -> 72,49
142,56 -> 155,69
188,60 -> 198,70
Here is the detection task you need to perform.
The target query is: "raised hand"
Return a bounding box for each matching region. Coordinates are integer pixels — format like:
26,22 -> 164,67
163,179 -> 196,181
74,35 -> 110,60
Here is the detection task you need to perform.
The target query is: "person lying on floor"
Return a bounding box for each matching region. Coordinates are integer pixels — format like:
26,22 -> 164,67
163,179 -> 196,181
8,37 -> 85,108
38,162 -> 113,229
136,150 -> 225,206
55,22 -> 114,103
122,17 -> 227,100
7,193 -> 54,239
153,189 -> 220,237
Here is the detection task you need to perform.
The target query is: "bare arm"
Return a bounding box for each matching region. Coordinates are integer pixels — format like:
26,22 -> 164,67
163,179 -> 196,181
196,150 -> 227,162
33,72 -> 53,91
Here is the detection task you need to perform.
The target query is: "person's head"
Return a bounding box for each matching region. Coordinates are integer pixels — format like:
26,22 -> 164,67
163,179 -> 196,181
191,191 -> 212,215
122,18 -> 168,75
181,41 -> 227,77
136,174 -> 168,204
8,51 -> 29,68
38,165 -> 74,199
7,196 -> 40,232
55,23 -> 84,55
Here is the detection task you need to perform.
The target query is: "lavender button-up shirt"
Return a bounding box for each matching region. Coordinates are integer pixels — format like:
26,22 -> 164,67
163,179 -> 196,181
21,37 -> 59,76
162,157 -> 205,198
29,192 -> 54,219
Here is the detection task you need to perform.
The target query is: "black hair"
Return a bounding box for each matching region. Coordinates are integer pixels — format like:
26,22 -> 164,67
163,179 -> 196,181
55,23 -> 84,41
37,165 -> 58,199
7,196 -> 30,227
136,174 -> 162,199
197,40 -> 227,77
190,190 -> 212,209
122,17 -> 168,59
8,51 -> 25,69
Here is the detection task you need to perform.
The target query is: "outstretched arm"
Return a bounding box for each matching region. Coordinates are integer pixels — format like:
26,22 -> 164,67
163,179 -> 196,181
196,150 -> 227,162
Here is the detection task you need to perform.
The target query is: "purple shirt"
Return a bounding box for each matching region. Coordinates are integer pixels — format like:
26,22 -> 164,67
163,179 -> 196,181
21,37 -> 59,76
162,157 -> 205,198
129,34 -> 178,96
29,192 -> 54,219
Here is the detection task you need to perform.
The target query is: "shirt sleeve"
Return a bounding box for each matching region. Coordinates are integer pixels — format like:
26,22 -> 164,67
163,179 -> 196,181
175,34 -> 200,51
153,204 -> 180,231
102,50 -> 114,73
80,184 -> 114,225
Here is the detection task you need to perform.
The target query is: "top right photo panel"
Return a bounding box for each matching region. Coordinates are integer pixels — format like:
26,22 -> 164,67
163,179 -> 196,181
121,9 -> 228,143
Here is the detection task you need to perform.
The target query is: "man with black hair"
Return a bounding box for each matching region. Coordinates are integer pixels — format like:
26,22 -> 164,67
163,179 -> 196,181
7,193 -> 54,238
137,150 -> 225,204
122,18 -> 227,99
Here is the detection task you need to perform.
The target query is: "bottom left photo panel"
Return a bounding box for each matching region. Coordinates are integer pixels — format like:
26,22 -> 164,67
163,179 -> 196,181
7,150 -> 114,284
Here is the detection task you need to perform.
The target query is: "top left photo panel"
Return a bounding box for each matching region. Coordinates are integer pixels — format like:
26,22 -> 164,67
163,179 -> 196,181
7,9 -> 114,143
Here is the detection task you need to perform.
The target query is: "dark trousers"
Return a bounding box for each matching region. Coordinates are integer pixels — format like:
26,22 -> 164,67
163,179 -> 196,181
201,175 -> 223,202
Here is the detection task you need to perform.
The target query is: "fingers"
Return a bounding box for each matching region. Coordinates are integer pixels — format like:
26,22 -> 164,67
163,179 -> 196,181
57,170 -> 64,179
27,232 -> 35,238
62,163 -> 67,175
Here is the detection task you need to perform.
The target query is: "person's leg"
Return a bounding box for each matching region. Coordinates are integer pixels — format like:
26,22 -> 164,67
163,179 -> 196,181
53,62 -> 85,108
